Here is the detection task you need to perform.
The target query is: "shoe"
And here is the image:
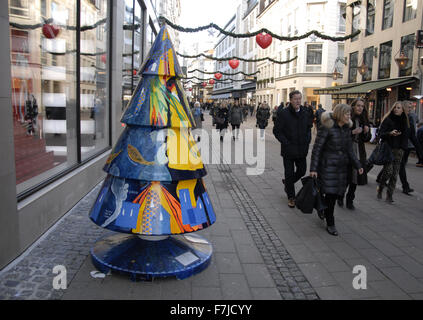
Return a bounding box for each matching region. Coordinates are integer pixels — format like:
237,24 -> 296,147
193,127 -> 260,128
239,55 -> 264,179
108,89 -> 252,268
317,210 -> 325,220
386,193 -> 394,204
416,163 -> 423,167
220,136 -> 223,142
402,188 -> 414,195
346,201 -> 355,210
337,198 -> 344,207
233,136 -> 235,141
288,198 -> 295,208
376,185 -> 384,200
197,137 -> 201,142
326,225 -> 338,236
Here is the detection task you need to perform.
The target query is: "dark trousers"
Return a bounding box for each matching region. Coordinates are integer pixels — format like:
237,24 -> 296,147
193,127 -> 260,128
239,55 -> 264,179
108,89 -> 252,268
324,193 -> 338,227
283,157 -> 307,199
340,183 -> 357,203
399,148 -> 411,190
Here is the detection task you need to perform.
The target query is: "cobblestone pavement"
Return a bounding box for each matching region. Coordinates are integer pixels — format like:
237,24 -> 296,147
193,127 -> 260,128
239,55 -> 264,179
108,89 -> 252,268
1,112 -> 423,300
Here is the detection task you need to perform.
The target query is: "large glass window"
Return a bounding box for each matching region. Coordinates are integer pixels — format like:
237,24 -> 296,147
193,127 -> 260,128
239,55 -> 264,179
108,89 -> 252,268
80,0 -> 109,161
382,0 -> 394,30
403,0 -> 417,22
351,4 -> 360,42
378,41 -> 392,79
9,0 -> 110,195
348,51 -> 358,83
363,47 -> 374,81
306,43 -> 322,72
366,0 -> 375,36
339,3 -> 346,32
400,34 -> 414,76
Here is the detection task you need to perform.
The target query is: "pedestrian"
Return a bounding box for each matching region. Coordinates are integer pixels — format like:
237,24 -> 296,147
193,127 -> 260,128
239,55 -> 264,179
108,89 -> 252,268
249,104 -> 254,116
272,106 -> 278,122
398,101 -> 423,194
191,101 -> 204,142
376,101 -> 409,203
229,100 -> 243,140
256,101 -> 271,140
417,122 -> 423,158
304,101 -> 315,129
310,104 -> 364,236
338,98 -> 371,210
273,90 -> 312,208
210,103 -> 218,126
315,104 -> 326,130
215,101 -> 229,141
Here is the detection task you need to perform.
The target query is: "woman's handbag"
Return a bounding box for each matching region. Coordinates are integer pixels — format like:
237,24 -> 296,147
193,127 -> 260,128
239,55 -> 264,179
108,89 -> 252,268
367,141 -> 394,166
296,177 -> 326,214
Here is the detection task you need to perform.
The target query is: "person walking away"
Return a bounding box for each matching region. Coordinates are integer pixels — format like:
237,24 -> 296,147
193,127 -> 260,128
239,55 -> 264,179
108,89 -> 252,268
417,122 -> 423,153
249,104 -> 254,116
398,101 -> 423,194
191,101 -> 204,142
376,101 -> 409,203
315,104 -> 326,130
215,101 -> 229,141
310,104 -> 363,236
339,98 -> 371,210
273,90 -> 312,208
272,106 -> 278,123
229,101 -> 243,140
256,102 -> 271,140
304,101 -> 315,129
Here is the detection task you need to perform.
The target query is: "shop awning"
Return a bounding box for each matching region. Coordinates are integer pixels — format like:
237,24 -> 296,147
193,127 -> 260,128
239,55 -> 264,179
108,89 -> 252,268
314,83 -> 358,95
333,77 -> 416,94
210,93 -> 231,99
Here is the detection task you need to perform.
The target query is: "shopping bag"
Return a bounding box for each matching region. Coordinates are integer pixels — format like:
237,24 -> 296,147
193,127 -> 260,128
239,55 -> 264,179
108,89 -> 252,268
367,141 -> 394,166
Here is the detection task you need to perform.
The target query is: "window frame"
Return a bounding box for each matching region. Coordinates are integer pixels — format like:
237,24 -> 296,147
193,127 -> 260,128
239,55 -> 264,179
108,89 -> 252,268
378,40 -> 393,79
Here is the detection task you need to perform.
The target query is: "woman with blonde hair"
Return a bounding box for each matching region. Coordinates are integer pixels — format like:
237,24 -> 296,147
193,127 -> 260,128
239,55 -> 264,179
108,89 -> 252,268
310,104 -> 363,236
376,101 -> 409,203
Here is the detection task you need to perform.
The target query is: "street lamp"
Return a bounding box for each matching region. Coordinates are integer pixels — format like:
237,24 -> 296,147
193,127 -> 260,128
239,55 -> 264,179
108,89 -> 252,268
357,60 -> 368,76
395,51 -> 409,69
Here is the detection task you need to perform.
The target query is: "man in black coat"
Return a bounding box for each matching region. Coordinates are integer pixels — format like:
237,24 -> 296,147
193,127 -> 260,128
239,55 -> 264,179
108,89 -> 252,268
273,90 -> 312,208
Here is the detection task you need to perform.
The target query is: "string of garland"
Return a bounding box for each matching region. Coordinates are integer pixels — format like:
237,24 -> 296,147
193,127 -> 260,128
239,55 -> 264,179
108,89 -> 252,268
183,76 -> 248,82
188,69 -> 260,76
39,46 -> 106,56
9,18 -> 107,32
182,80 -> 233,85
177,52 -> 297,65
159,16 -> 360,42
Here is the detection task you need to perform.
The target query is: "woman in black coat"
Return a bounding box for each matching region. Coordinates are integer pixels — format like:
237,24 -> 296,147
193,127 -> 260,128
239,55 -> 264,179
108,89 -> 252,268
215,101 -> 229,141
376,101 -> 409,203
339,98 -> 371,210
310,104 -> 363,236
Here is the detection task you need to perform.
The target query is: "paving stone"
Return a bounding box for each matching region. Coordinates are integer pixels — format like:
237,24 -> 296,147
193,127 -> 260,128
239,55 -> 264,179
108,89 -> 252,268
314,286 -> 350,300
378,267 -> 423,294
243,264 -> 275,288
251,287 -> 281,300
220,274 -> 252,300
369,280 -> 410,300
297,263 -> 337,287
215,253 -> 243,274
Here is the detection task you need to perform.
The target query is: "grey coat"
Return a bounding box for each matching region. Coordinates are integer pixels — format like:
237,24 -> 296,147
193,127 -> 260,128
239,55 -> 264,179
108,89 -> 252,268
191,107 -> 203,129
229,106 -> 243,125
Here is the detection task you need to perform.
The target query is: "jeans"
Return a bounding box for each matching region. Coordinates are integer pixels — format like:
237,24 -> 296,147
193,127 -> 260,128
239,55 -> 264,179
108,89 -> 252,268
283,157 -> 307,199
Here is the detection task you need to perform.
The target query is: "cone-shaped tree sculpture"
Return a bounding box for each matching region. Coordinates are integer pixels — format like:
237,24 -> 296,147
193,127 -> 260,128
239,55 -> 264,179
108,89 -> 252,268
89,26 -> 216,280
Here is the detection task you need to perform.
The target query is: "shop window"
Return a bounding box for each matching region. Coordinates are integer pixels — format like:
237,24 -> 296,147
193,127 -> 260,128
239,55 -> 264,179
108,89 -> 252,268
9,0 -> 111,195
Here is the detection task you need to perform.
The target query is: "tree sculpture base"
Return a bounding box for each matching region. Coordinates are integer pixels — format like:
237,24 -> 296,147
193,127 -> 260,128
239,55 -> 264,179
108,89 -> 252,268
90,233 -> 212,281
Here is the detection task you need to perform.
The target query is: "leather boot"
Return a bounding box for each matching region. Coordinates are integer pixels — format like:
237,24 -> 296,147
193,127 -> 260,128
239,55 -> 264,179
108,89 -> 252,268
386,191 -> 394,204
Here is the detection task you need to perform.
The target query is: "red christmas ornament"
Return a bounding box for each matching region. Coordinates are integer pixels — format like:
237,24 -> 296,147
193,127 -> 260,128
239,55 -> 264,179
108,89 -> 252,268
209,79 -> 215,85
101,54 -> 107,64
189,88 -> 193,91
228,59 -> 239,69
133,69 -> 137,75
256,32 -> 272,49
202,82 -> 207,87
42,24 -> 60,39
214,72 -> 222,80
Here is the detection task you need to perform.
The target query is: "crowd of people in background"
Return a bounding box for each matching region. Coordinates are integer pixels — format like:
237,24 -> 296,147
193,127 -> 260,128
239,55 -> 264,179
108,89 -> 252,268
190,94 -> 422,237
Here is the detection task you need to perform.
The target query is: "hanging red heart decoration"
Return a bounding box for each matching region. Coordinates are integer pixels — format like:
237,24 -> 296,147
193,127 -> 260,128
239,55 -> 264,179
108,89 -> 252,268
209,79 -> 215,85
214,72 -> 222,80
101,54 -> 107,64
228,59 -> 239,69
42,24 -> 60,39
202,82 -> 207,87
256,32 -> 272,49
189,88 -> 193,91
133,69 -> 137,75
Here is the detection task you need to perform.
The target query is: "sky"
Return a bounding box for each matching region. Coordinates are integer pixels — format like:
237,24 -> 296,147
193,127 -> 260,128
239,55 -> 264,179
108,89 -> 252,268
178,0 -> 240,54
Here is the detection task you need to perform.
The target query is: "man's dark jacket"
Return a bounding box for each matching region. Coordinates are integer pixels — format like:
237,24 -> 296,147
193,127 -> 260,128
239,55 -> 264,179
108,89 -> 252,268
273,104 -> 312,159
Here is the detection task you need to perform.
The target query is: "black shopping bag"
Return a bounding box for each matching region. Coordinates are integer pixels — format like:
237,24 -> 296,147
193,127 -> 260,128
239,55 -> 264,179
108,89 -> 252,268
296,177 -> 327,214
367,141 -> 394,166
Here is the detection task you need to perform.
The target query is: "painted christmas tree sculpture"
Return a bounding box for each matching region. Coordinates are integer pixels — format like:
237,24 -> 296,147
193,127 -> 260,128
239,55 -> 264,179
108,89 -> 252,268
88,26 -> 216,280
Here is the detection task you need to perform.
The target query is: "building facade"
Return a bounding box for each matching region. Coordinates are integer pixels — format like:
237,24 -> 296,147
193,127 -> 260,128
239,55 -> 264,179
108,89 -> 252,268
0,0 -> 181,269
338,0 -> 422,124
256,0 -> 347,110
